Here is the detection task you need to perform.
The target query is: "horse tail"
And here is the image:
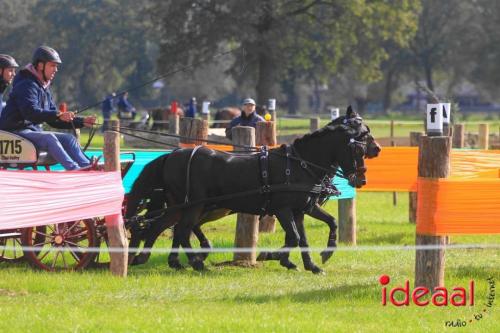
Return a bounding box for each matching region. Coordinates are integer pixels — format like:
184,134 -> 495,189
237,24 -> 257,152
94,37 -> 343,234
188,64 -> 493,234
125,154 -> 168,218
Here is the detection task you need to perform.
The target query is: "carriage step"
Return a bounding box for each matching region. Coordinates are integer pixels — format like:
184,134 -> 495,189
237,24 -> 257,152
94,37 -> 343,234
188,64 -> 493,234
0,232 -> 22,239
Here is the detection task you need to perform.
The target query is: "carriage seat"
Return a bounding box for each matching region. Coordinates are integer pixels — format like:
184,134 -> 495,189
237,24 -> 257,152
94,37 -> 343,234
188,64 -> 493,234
0,130 -> 57,168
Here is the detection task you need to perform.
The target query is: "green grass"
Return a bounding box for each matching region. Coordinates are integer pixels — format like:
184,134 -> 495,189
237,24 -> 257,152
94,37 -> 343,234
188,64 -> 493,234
275,117 -> 500,138
0,192 -> 498,332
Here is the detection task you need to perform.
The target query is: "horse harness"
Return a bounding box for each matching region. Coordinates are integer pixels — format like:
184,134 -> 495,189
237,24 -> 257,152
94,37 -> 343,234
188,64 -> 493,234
127,120 -> 367,225
181,144 -> 340,217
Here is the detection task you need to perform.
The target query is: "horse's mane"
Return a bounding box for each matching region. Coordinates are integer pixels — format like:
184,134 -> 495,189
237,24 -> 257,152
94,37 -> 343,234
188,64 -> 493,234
293,124 -> 351,146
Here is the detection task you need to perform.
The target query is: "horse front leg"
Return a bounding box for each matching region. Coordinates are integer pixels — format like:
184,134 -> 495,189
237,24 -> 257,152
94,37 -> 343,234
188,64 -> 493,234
175,205 -> 205,271
274,209 -> 300,270
132,211 -> 179,266
168,225 -> 184,270
294,212 -> 324,274
307,204 -> 337,264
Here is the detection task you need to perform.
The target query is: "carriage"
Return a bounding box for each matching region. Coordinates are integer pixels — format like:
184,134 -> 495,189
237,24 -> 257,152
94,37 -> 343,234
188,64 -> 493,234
0,130 -> 140,271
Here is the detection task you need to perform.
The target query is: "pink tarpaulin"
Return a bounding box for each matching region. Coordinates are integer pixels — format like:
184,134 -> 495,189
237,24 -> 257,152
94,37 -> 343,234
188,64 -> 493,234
0,170 -> 124,229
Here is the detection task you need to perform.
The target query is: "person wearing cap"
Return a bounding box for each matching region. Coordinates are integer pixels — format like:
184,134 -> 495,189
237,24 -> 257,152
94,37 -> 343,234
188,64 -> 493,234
0,46 -> 97,170
101,92 -> 116,132
225,98 -> 265,139
0,54 -> 19,117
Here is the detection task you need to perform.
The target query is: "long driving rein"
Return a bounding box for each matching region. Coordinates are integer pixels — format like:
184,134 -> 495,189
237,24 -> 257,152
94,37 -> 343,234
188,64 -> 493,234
126,123 -> 369,227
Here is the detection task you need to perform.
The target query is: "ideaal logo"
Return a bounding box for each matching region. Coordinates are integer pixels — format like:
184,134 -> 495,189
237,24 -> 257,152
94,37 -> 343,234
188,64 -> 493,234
379,275 -> 496,328
379,275 -> 474,307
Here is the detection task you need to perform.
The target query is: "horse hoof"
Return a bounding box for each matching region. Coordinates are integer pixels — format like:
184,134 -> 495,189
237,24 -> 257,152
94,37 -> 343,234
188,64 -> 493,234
191,260 -> 205,271
132,253 -> 150,266
257,252 -> 269,261
280,261 -> 298,271
320,250 -> 334,264
168,261 -> 184,270
311,266 -> 325,275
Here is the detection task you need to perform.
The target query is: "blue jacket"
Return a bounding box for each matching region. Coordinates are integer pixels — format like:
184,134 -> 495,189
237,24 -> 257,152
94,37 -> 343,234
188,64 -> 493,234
0,93 -> 4,118
102,94 -> 116,117
117,96 -> 134,112
0,68 -> 84,131
225,111 -> 265,139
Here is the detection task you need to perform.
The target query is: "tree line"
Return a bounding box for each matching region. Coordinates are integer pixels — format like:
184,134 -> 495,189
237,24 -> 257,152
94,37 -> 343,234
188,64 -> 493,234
1,0 -> 498,114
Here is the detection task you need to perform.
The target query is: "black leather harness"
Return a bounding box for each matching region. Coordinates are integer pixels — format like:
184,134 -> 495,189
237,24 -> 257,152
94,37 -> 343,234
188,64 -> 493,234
180,145 -> 336,216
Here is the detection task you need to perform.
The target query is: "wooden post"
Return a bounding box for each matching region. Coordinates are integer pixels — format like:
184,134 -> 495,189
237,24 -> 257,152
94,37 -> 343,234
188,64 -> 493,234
256,121 -> 277,147
478,123 -> 489,149
414,135 -> 451,290
104,120 -> 128,277
409,132 -> 423,223
256,121 -> 277,233
232,126 -> 259,264
179,117 -> 208,145
338,198 -> 356,244
452,124 -> 465,148
201,113 -> 210,122
271,110 -> 277,122
168,113 -> 179,135
310,117 -> 320,132
390,120 -> 397,206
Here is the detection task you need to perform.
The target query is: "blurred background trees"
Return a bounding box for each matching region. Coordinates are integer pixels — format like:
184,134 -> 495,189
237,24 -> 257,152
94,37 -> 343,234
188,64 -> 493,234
1,0 -> 499,115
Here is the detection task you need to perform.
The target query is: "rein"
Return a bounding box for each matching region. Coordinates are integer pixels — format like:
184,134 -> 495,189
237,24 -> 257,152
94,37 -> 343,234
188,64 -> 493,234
113,125 -> 354,180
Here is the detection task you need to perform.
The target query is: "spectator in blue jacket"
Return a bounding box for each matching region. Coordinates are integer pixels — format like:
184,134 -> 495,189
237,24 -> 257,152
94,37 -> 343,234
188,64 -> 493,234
117,91 -> 136,120
185,97 -> 197,118
0,46 -> 96,170
225,98 -> 264,139
101,92 -> 116,131
0,54 -> 19,117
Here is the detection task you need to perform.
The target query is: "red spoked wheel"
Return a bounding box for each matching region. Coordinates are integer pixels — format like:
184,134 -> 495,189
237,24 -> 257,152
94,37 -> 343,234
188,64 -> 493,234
0,230 -> 24,262
22,219 -> 99,271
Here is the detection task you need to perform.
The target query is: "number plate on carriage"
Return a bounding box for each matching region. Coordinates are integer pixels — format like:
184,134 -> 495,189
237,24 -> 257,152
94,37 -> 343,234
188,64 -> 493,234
0,131 -> 38,163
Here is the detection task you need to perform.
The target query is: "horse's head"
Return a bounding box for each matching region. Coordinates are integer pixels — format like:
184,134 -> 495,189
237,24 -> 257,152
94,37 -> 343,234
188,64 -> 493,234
327,106 -> 381,188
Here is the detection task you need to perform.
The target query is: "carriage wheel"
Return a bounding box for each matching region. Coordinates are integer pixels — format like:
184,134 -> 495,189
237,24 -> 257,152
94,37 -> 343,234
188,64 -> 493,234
0,230 -> 24,262
22,219 -> 98,271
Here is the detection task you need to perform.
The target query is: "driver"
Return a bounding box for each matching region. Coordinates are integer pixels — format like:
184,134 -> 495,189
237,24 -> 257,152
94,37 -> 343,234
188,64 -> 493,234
0,46 -> 96,170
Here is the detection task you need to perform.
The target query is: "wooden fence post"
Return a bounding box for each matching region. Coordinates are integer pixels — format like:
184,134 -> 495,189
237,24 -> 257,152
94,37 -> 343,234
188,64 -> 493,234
390,120 -> 397,206
201,113 -> 210,122
478,123 -> 489,149
409,132 -> 423,223
338,198 -> 356,245
179,118 -> 208,145
310,117 -> 320,132
168,113 -> 179,135
104,120 -> 128,277
414,135 -> 451,289
232,126 -> 259,265
452,124 -> 465,148
256,121 -> 277,233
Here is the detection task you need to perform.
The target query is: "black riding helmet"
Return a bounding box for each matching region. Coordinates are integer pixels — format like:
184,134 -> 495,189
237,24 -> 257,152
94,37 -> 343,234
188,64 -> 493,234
32,45 -> 62,66
32,46 -> 62,82
0,54 -> 19,92
0,54 -> 19,69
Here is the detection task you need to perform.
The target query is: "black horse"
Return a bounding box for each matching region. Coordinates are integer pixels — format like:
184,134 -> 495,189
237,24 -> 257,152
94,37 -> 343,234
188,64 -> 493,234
126,107 -> 379,273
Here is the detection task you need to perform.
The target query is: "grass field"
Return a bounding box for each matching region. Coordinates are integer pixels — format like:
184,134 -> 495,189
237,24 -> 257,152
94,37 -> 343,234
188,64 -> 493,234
1,193 -> 498,332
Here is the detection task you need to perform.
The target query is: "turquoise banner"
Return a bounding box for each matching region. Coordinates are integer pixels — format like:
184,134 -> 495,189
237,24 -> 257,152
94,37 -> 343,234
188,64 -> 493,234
52,150 -> 356,198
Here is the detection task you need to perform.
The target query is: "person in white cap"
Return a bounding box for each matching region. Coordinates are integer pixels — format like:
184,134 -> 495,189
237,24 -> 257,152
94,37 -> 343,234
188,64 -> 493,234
225,97 -> 265,139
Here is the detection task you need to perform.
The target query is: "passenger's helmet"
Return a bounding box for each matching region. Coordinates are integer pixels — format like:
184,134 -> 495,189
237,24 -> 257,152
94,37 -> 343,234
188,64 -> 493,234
0,54 -> 19,68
